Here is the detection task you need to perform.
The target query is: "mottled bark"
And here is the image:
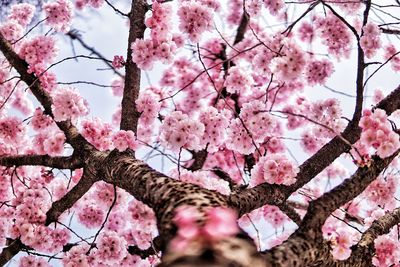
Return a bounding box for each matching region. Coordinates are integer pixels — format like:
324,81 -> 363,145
120,0 -> 147,133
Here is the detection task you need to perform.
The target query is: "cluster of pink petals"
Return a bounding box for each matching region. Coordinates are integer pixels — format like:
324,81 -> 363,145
131,1 -> 180,69
226,100 -> 279,155
43,0 -> 73,32
263,0 -> 285,15
19,36 -> 57,69
373,229 -> 400,267
271,41 -> 306,81
112,55 -> 125,69
19,255 -> 51,267
225,66 -> 254,94
177,1 -> 214,42
8,3 -> 36,27
96,231 -> 127,264
360,22 -> 381,58
51,87 -> 89,122
31,108 -> 54,131
0,116 -> 25,145
0,21 -> 23,43
160,111 -> 205,151
250,154 -> 299,186
314,14 -> 352,58
81,118 -> 113,151
305,59 -> 334,86
111,130 -> 139,152
298,22 -> 314,43
364,175 -> 397,209
359,109 -> 400,158
172,206 -> 238,250
198,107 -> 230,152
385,44 -> 400,72
75,0 -> 103,9
135,91 -> 161,126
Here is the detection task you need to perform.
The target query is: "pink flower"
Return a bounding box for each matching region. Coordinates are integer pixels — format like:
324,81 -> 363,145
112,130 -> 139,151
43,0 -> 73,32
203,207 -> 238,239
51,87 -> 89,122
112,55 -> 125,69
8,3 -> 36,27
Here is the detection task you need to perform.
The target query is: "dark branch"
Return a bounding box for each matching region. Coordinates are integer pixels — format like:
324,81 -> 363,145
0,154 -> 83,169
120,0 -> 148,133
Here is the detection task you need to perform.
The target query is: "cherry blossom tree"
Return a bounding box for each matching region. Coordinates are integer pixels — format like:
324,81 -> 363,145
1,0 -> 400,266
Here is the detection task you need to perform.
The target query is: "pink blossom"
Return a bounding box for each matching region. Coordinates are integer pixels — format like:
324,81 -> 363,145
305,59 -> 334,86
51,87 -> 89,122
19,255 -> 51,267
8,3 -> 36,27
111,130 -> 139,151
112,55 -> 125,69
43,0 -> 73,32
178,1 -> 213,42
19,36 -> 57,69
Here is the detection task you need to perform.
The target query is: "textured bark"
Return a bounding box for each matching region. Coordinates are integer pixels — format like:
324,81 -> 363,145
0,154 -> 83,169
120,0 -> 147,133
0,239 -> 26,266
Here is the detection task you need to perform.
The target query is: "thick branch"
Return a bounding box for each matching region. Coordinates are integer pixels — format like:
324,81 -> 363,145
0,154 -> 83,169
120,0 -> 147,133
0,33 -> 90,150
187,150 -> 208,171
0,239 -> 26,266
301,151 -> 399,229
96,150 -> 227,244
261,151 -> 399,267
229,85 -> 400,216
45,171 -> 98,225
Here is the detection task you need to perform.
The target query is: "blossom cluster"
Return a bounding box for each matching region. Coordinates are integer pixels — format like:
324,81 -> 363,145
8,3 -> 35,27
198,107 -> 230,152
43,0 -> 73,32
177,1 -> 214,42
19,36 -> 57,70
271,41 -> 306,81
359,109 -> 400,158
51,87 -> 89,122
226,100 -> 278,155
314,14 -> 352,58
160,111 -> 205,151
225,66 -> 254,94
250,154 -> 299,186
360,22 -> 381,58
172,206 -> 238,250
305,59 -> 334,86
135,90 -> 161,126
131,1 -> 180,69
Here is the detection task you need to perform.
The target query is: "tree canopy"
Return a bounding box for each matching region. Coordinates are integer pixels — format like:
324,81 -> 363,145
1,0 -> 400,266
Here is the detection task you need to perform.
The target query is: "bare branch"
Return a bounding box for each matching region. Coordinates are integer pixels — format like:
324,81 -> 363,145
67,30 -> 124,78
0,154 -> 83,169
